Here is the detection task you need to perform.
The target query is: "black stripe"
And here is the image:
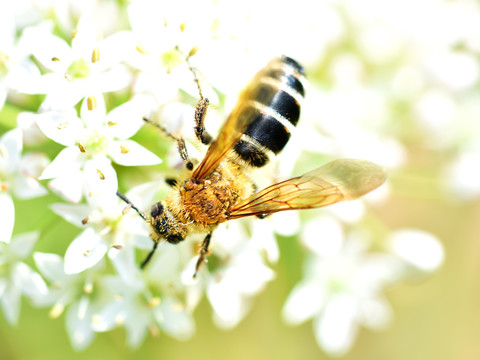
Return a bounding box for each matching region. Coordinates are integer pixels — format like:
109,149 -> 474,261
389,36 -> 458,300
281,55 -> 306,76
244,112 -> 290,154
265,69 -> 305,97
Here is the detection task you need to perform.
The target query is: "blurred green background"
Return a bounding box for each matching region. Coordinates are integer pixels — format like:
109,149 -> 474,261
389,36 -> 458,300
2,0 -> 480,359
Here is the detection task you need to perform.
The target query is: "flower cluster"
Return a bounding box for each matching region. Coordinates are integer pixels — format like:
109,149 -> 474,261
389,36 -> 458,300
1,0 -> 465,356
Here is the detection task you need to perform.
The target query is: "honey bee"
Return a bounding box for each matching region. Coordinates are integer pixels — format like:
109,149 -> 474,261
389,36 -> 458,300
119,55 -> 386,276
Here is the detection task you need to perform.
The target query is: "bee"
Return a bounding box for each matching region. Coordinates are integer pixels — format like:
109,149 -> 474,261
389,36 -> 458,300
118,55 -> 386,276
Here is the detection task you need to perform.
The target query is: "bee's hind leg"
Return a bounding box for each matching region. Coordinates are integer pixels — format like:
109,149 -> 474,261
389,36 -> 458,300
194,233 -> 212,278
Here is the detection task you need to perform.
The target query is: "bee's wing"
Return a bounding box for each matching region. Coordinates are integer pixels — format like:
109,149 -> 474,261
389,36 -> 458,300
226,159 -> 386,219
191,100 -> 254,180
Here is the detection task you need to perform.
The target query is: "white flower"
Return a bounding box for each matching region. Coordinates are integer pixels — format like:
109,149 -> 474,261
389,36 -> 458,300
282,215 -> 443,356
92,245 -> 195,347
33,252 -> 101,350
0,6 -> 42,108
0,128 -> 48,243
50,183 -> 153,274
35,94 -> 160,202
190,221 -> 275,329
0,232 -> 48,325
22,22 -> 133,110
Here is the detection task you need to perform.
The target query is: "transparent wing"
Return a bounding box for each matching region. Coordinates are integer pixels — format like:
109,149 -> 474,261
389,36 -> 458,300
227,159 -> 386,219
191,101 -> 254,180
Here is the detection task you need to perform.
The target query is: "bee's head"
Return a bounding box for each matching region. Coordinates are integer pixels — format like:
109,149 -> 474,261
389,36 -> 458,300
149,202 -> 184,244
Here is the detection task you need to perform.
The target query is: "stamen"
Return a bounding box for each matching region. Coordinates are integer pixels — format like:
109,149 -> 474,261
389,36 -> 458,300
91,47 -> 100,63
81,216 -> 89,225
147,297 -> 161,308
51,57 -> 60,62
96,169 -> 105,180
57,121 -> 68,129
188,46 -> 199,58
120,144 -> 130,154
83,283 -> 93,294
87,95 -> 97,110
180,23 -> 186,32
136,43 -> 147,54
49,304 -> 65,318
77,142 -> 86,153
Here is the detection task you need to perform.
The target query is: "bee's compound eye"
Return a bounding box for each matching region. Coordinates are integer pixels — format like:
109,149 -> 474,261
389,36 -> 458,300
151,203 -> 164,218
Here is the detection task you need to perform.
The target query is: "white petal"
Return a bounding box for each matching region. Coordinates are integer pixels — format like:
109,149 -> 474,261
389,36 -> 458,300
109,246 -> 137,285
1,282 -> 21,325
64,228 -> 108,274
48,171 -> 85,204
106,95 -> 156,140
124,308 -> 150,349
389,229 -> 444,272
97,31 -> 136,70
29,30 -> 73,72
5,59 -> 43,94
282,281 -> 325,325
0,87 -> 6,110
13,262 -> 48,298
33,252 -> 69,283
92,301 -> 124,332
40,147 -> 83,180
66,300 -> 96,350
94,65 -> 132,93
0,128 -> 22,174
359,297 -> 392,330
0,193 -> 14,243
50,203 -> 90,227
207,280 -> 247,328
34,110 -> 84,146
83,158 -> 118,202
71,26 -> 97,61
314,295 -> 358,356
40,74 -> 88,110
12,170 -> 48,199
9,231 -> 39,259
156,297 -> 195,340
108,140 -> 162,166
251,220 -> 279,263
17,112 -> 47,146
302,216 -> 344,256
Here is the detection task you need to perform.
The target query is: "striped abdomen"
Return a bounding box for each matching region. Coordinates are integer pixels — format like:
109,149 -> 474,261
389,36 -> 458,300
234,56 -> 305,167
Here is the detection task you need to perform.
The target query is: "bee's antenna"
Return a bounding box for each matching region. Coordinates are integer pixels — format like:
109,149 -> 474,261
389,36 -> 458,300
116,191 -> 147,221
142,116 -> 194,171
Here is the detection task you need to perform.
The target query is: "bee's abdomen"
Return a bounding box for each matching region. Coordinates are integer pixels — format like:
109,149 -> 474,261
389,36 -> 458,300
234,56 -> 306,167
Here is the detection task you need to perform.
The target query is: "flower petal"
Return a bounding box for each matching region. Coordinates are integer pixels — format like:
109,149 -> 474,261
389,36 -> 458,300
66,299 -> 96,350
40,146 -> 83,180
33,252 -> 69,283
13,262 -> 48,298
108,140 -> 161,166
282,281 -> 325,325
0,281 -> 21,325
34,110 -> 84,146
50,203 -> 90,228
0,193 -> 14,243
0,128 -> 22,174
64,228 -> 108,274
105,95 -> 156,140
9,231 -> 39,259
314,294 -> 358,356
389,229 -> 444,272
